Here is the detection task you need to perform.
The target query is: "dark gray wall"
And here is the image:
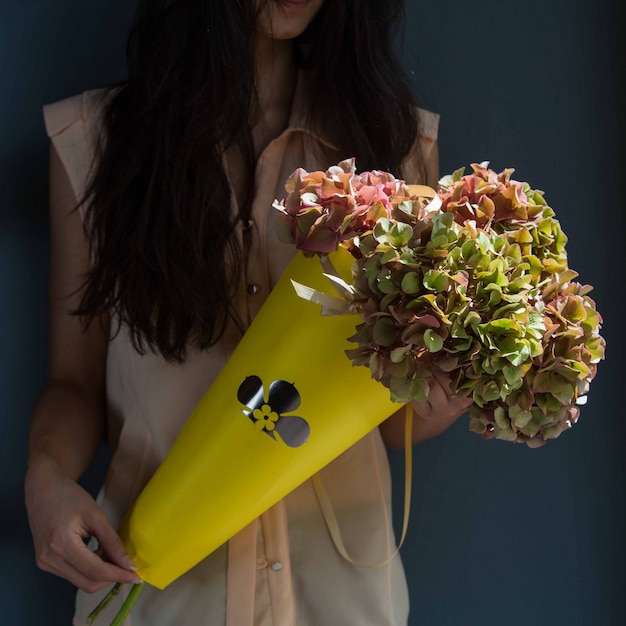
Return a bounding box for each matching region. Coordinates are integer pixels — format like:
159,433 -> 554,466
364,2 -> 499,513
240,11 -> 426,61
1,1 -> 623,624
391,2 -> 625,625
1,2 -> 136,623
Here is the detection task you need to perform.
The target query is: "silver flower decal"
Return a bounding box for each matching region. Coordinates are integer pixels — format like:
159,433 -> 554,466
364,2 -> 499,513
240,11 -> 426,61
237,375 -> 310,447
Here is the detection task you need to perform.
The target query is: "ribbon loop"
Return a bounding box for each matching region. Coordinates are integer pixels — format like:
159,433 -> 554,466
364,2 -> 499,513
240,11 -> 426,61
290,280 -> 354,316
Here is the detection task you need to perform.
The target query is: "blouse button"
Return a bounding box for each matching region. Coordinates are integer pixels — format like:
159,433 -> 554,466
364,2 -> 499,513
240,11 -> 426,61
246,284 -> 259,295
271,562 -> 283,571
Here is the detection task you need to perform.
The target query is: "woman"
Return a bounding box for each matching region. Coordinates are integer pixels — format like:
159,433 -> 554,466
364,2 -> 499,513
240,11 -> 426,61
25,0 -> 471,624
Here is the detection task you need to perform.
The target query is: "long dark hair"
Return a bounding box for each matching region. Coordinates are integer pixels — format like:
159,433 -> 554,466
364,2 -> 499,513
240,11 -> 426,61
76,0 -> 422,362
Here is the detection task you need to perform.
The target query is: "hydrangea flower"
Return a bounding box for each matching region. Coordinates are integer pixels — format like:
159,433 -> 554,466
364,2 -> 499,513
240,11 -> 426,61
275,160 -> 606,447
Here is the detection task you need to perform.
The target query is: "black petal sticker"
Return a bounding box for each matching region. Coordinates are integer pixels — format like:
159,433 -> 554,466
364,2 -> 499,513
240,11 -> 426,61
274,415 -> 310,448
237,375 -> 265,412
237,376 -> 310,448
267,380 -> 301,414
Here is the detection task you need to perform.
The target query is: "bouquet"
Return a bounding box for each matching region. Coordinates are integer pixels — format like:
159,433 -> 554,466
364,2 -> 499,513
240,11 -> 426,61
87,182 -> 402,624
275,158 -> 605,448
89,157 -> 605,625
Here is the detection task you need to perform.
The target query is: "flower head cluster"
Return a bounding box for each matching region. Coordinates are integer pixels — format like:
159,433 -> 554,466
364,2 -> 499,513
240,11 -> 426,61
274,158 -> 429,255
275,161 -> 605,447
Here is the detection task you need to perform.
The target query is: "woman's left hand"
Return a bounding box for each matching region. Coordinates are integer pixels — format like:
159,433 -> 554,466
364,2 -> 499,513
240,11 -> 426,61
378,368 -> 473,449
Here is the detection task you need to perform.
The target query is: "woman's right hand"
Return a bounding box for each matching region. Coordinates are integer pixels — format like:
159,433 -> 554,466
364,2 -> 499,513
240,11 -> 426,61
24,143 -> 138,593
25,455 -> 141,593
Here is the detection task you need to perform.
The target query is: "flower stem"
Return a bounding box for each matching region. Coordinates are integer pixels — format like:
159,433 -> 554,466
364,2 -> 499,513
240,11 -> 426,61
86,582 -> 122,624
110,582 -> 145,626
86,581 -> 145,626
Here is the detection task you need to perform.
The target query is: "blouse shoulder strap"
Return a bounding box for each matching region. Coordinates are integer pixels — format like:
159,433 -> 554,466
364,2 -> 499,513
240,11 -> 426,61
416,107 -> 440,142
42,89 -> 108,210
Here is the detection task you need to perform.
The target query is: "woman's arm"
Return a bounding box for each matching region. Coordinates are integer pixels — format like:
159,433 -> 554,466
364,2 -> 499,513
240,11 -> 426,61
379,369 -> 473,449
24,145 -> 140,593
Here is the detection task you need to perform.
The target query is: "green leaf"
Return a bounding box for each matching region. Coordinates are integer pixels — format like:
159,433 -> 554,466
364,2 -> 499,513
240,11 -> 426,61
423,270 -> 449,292
379,292 -> 399,310
386,358 -> 410,378
450,318 -> 468,339
377,273 -> 397,294
409,377 -> 430,402
494,426 -> 519,442
397,200 -> 415,215
389,376 -> 412,403
542,424 -> 564,440
519,418 -> 541,438
373,218 -> 392,239
488,318 -> 521,336
347,323 -> 373,345
390,345 -> 412,363
461,239 -> 477,260
492,301 -> 527,320
502,364 -> 524,385
369,352 -> 383,379
543,258 -> 567,274
464,311 -> 482,328
481,381 -> 502,402
476,231 -> 493,252
401,272 -> 422,295
401,325 -> 424,345
374,219 -> 414,248
550,381 -> 575,405
494,406 -> 509,429
509,405 -> 533,428
505,341 -> 531,366
527,309 -> 546,332
391,222 -> 413,247
424,329 -> 443,352
431,234 -> 450,248
436,354 -> 459,371
480,268 -> 508,287
373,317 -> 398,347
380,249 -> 398,264
345,347 -> 370,367
587,336 -> 605,363
431,211 -> 454,234
533,371 -> 574,405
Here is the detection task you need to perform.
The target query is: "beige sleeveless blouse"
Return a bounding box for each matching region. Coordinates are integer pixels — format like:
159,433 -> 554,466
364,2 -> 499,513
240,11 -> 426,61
43,83 -> 439,626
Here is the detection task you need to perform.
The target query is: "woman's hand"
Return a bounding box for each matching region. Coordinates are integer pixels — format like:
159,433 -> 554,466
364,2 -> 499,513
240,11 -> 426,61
379,368 -> 473,449
24,144 -> 137,593
25,456 -> 141,593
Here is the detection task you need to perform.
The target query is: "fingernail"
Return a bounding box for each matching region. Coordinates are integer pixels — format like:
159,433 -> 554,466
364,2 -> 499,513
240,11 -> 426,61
124,556 -> 138,571
130,574 -> 143,584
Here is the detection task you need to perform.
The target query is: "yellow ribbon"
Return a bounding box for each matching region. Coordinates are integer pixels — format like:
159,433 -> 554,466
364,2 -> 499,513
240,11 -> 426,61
289,278 -> 354,316
304,186 -> 436,561
312,403 -> 414,569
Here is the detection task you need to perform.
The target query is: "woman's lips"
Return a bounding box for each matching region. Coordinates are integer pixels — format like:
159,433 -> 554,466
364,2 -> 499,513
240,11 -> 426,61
279,0 -> 311,12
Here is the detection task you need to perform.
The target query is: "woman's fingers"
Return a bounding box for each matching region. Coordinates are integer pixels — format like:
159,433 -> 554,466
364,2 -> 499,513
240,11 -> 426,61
382,368 -> 476,447
36,520 -> 140,592
86,510 -> 137,572
67,531 -> 141,588
410,369 -> 472,421
26,459 -> 140,592
42,558 -> 112,594
430,369 -> 473,408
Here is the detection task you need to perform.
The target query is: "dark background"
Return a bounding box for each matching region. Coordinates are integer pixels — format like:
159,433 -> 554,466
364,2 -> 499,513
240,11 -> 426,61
1,1 -> 624,624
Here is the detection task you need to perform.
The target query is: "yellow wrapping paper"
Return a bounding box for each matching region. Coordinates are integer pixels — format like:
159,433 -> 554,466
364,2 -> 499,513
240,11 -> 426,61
117,246 -> 402,589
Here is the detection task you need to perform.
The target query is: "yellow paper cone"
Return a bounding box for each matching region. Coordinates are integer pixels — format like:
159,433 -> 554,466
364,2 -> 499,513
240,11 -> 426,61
117,246 -> 401,589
